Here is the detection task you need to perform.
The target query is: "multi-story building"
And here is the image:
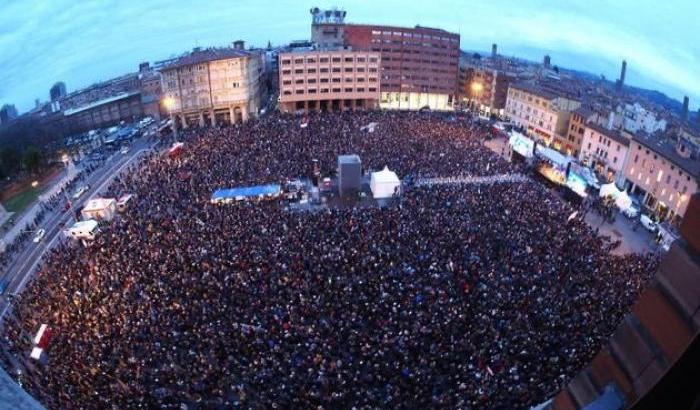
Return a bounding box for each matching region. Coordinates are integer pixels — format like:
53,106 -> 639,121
278,50 -> 380,113
160,46 -> 264,127
62,91 -> 143,132
310,8 -> 460,111
50,82 -> 67,101
579,123 -> 631,184
138,63 -> 163,120
622,134 -> 699,224
0,104 -> 18,124
616,102 -> 667,134
565,106 -> 610,157
505,82 -> 581,146
459,65 -> 515,115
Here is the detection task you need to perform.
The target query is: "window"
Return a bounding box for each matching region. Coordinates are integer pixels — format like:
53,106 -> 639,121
345,87 -> 353,92
369,87 -> 377,92
320,57 -> 329,63
307,58 -> 316,64
344,57 -> 353,63
320,68 -> 329,73
369,57 -> 378,63
321,88 -> 329,93
283,90 -> 292,95
344,67 -> 353,73
295,89 -> 304,94
320,78 -> 329,83
332,57 -> 341,63
332,67 -> 341,73
356,87 -> 365,92
332,78 -> 341,83
295,79 -> 304,84
282,80 -> 291,85
308,78 -> 317,84
308,89 -> 317,94
307,68 -> 317,74
294,69 -> 303,74
282,69 -> 291,75
634,154 -> 638,163
294,58 -> 303,64
332,87 -> 341,92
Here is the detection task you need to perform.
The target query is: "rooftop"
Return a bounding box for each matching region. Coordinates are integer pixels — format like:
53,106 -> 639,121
63,91 -> 140,116
587,122 -> 630,146
510,82 -> 558,101
632,133 -> 700,177
160,48 -> 257,71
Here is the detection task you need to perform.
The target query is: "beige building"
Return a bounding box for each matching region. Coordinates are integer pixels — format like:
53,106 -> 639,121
623,134 -> 699,224
580,123 -> 631,184
505,83 -> 580,149
278,50 -> 380,113
160,47 -> 263,127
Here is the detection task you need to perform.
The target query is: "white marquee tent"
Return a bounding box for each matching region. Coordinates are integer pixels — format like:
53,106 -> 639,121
615,189 -> 633,211
598,182 -> 622,199
370,167 -> 401,199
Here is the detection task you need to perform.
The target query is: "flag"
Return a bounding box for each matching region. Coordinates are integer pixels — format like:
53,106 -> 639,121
567,211 -> 578,222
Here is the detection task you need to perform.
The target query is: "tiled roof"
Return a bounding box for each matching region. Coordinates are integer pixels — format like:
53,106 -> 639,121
587,123 -> 630,146
160,48 -> 256,70
509,82 -> 558,100
633,132 -> 700,177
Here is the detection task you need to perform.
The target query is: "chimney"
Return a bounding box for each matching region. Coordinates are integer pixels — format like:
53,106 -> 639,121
681,96 -> 689,120
491,43 -> 497,59
543,55 -> 551,69
233,40 -> 245,50
617,60 -> 626,91
607,111 -> 615,130
139,62 -> 150,72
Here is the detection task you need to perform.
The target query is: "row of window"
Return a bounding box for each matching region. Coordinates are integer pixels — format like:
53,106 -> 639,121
282,87 -> 378,95
282,56 -> 379,65
369,47 -> 459,59
370,30 -> 459,43
281,67 -> 378,75
369,38 -> 456,49
283,77 -> 378,85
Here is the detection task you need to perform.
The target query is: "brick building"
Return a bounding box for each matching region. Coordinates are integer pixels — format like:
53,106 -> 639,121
310,8 -> 460,111
278,50 -> 380,113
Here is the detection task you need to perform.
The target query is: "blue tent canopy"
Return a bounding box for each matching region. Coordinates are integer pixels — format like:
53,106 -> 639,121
211,184 -> 281,203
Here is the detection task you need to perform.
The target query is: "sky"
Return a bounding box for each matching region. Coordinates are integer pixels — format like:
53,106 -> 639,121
1,0 -> 698,113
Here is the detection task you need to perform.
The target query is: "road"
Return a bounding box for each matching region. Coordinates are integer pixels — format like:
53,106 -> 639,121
0,136 -> 157,318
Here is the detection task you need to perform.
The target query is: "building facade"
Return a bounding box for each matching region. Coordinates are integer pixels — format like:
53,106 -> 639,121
310,9 -> 460,111
505,83 -> 580,146
50,82 -> 67,101
459,65 -> 514,115
139,64 -> 163,120
62,92 -> 143,132
278,50 -> 381,113
0,104 -> 19,125
622,134 -> 699,223
160,47 -> 264,127
579,123 -> 631,184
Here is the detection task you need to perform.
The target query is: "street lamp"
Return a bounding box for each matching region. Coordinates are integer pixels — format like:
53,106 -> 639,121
162,96 -> 177,139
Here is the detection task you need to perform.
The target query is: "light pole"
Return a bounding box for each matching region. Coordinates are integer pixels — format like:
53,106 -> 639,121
470,81 -> 484,115
162,97 -> 177,139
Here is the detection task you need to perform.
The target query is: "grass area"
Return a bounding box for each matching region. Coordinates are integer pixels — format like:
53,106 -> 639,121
1,186 -> 45,213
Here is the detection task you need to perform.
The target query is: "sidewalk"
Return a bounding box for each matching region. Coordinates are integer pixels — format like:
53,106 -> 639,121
584,210 -> 657,256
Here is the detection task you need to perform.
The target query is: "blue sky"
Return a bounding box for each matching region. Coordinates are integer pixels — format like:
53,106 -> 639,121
1,0 -> 698,113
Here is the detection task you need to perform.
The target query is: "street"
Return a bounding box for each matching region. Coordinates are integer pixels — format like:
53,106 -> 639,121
0,136 -> 157,317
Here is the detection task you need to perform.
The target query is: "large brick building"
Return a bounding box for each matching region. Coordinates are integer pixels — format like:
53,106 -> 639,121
310,8 -> 460,111
278,50 -> 380,113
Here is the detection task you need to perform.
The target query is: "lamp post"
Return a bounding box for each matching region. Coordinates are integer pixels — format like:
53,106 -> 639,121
470,82 -> 484,114
162,97 -> 177,139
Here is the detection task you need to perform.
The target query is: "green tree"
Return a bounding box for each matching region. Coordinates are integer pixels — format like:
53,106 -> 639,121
0,147 -> 21,177
22,146 -> 42,174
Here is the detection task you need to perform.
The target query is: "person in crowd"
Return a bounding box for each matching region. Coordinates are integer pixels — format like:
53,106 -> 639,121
1,111 -> 656,409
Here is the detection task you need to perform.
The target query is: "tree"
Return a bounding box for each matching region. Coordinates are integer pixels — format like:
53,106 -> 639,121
0,147 -> 21,177
472,53 -> 482,60
22,146 -> 42,174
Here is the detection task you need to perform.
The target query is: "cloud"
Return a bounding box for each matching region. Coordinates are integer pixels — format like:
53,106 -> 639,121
1,0 -> 698,112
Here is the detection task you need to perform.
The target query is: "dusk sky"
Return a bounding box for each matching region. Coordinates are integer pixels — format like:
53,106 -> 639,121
1,0 -> 698,113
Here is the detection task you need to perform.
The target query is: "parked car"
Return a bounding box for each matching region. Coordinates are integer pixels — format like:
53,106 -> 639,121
72,185 -> 90,199
622,204 -> 640,219
120,145 -> 130,155
33,228 -> 46,243
640,214 -> 658,232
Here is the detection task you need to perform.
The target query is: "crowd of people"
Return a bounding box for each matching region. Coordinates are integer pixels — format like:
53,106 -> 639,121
1,111 -> 656,409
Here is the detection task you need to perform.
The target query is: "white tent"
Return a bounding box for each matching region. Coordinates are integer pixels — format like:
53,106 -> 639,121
370,167 -> 401,199
615,190 -> 632,211
598,182 -> 621,199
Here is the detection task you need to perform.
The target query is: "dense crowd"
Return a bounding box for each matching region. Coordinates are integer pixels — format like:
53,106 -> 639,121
1,111 -> 656,409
